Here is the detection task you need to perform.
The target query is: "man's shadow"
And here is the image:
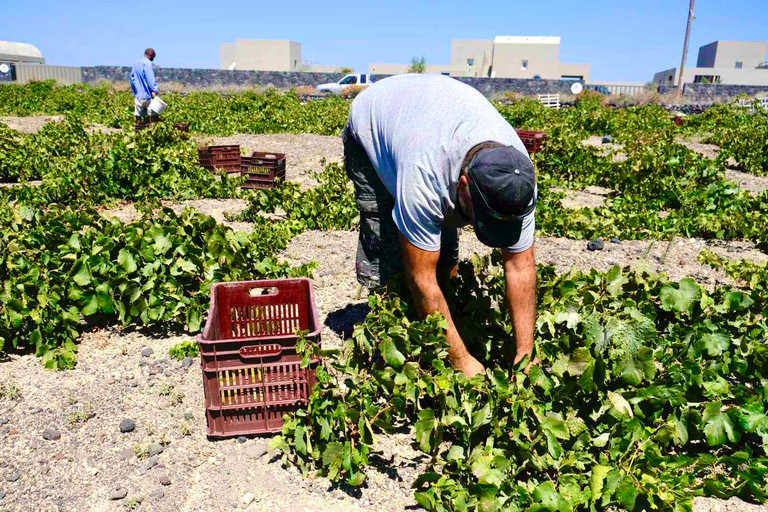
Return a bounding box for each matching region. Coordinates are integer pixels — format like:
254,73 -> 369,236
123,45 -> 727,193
324,302 -> 371,339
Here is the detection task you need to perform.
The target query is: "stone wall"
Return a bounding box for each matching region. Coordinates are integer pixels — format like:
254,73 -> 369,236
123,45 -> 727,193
80,66 -> 580,96
81,66 -> 347,89
658,83 -> 768,101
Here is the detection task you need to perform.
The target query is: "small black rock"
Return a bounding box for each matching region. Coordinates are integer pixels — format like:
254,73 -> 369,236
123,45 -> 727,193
601,135 -> 613,144
610,237 -> 622,244
182,357 -> 195,369
184,411 -> 193,421
159,475 -> 171,486
42,429 -> 61,441
151,490 -> 165,500
119,418 -> 135,433
237,436 -> 247,444
6,470 -> 21,482
0,490 -> 5,499
0,418 -> 8,426
141,347 -> 154,357
143,456 -> 158,471
587,238 -> 605,251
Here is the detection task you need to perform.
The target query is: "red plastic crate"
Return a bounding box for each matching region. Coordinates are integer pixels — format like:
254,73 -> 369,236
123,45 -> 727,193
515,129 -> 547,154
199,145 -> 242,174
196,278 -> 321,437
241,152 -> 286,190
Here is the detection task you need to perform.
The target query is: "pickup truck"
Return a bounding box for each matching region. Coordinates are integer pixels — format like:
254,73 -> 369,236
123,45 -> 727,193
316,74 -> 375,94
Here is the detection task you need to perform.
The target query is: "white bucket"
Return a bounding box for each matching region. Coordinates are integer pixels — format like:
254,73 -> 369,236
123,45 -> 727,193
148,96 -> 167,115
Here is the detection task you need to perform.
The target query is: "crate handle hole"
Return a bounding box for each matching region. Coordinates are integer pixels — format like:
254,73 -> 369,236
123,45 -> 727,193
248,286 -> 279,297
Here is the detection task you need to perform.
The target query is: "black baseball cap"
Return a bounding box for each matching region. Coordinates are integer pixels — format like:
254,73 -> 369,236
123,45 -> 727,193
466,146 -> 536,248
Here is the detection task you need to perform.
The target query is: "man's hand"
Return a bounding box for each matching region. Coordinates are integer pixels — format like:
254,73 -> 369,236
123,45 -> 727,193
399,233 -> 484,377
502,246 -> 537,373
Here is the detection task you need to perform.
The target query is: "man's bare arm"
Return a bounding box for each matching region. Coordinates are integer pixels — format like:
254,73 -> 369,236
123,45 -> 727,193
399,233 -> 484,377
502,246 -> 537,368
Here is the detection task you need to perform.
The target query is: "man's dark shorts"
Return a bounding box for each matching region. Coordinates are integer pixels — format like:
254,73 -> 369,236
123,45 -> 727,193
342,124 -> 459,287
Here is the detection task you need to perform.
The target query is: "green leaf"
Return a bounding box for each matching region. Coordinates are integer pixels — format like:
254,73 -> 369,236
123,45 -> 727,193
379,339 -> 405,369
347,472 -> 365,486
446,445 -> 465,462
660,278 -> 701,313
415,409 -> 439,453
81,295 -> 99,316
616,346 -> 656,386
608,391 -> 633,419
699,332 -> 730,357
72,261 -> 92,286
702,402 -> 739,446
117,248 -> 137,274
590,465 -> 611,503
605,265 -> 628,296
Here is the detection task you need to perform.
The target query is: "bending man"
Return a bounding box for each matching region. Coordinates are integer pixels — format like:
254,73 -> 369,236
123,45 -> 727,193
343,74 -> 537,377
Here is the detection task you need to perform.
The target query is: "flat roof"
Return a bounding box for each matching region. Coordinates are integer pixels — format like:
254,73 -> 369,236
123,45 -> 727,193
494,36 -> 560,45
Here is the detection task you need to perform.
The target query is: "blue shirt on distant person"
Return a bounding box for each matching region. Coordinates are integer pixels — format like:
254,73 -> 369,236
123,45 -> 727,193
130,56 -> 158,100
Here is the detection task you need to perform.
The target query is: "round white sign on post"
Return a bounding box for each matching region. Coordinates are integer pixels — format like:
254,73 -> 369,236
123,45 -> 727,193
570,82 -> 584,95
0,64 -> 9,74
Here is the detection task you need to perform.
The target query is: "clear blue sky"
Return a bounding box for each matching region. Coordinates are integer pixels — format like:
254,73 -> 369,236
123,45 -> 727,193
4,0 -> 767,82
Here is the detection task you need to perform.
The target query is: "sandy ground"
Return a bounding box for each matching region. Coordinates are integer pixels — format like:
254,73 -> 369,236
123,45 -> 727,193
553,185 -> 612,209
0,116 -> 64,134
195,134 -> 343,190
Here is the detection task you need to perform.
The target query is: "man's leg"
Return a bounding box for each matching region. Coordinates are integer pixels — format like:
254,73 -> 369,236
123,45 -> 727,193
342,125 -> 402,288
134,98 -> 150,127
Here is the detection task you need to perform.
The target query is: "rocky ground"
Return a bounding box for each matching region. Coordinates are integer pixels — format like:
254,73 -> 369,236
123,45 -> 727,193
2,129 -> 768,512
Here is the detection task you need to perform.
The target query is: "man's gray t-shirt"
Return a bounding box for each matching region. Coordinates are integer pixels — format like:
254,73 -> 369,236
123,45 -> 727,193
347,74 -> 535,253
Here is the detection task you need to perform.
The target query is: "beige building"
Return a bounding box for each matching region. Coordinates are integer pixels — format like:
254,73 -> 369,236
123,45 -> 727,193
0,41 -> 44,64
369,36 -> 590,81
220,40 -> 346,72
652,40 -> 768,86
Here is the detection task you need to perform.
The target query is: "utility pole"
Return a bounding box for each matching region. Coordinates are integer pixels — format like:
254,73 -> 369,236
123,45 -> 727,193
677,0 -> 696,95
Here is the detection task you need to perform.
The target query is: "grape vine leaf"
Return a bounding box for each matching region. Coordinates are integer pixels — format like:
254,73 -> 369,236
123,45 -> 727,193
660,278 -> 701,313
702,402 -> 739,446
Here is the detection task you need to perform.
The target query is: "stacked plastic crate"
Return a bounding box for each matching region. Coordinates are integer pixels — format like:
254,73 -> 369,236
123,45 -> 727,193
515,129 -> 547,154
196,279 -> 321,437
197,145 -> 242,176
241,152 -> 286,189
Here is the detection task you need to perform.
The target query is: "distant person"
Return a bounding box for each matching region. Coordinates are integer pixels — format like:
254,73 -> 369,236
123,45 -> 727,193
342,74 -> 537,378
130,48 -> 159,125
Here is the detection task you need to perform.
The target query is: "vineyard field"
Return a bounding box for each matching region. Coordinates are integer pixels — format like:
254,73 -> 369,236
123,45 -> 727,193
0,82 -> 767,512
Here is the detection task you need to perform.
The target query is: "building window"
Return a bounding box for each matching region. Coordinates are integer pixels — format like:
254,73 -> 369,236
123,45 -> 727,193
522,60 -> 528,70
735,62 -> 743,69
694,75 -> 721,84
294,60 -> 297,70
442,71 -> 450,76
467,58 -> 474,66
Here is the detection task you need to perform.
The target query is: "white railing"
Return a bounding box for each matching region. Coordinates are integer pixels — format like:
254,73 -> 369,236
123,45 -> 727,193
588,84 -> 649,96
737,97 -> 768,111
538,93 -> 560,109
